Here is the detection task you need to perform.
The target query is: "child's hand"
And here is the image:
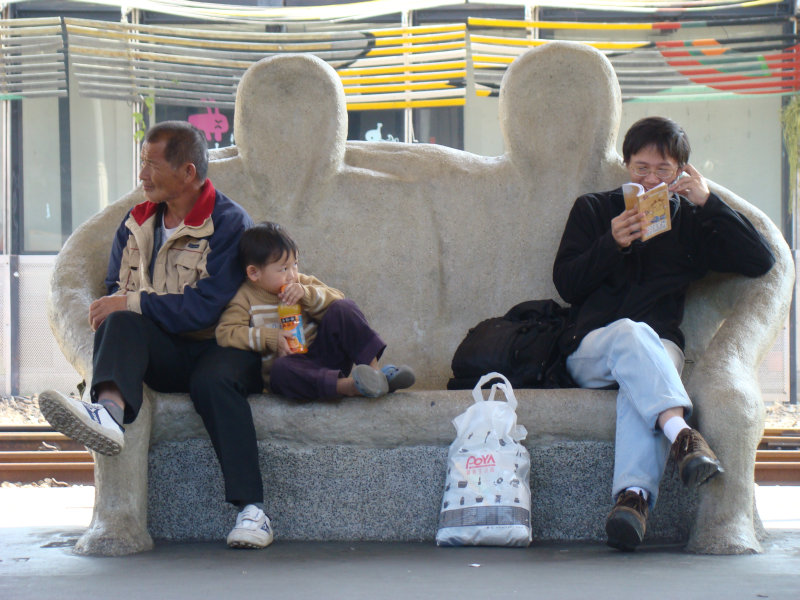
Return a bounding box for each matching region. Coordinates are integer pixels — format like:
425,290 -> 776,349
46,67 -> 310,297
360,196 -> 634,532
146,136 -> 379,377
278,282 -> 304,305
276,331 -> 292,357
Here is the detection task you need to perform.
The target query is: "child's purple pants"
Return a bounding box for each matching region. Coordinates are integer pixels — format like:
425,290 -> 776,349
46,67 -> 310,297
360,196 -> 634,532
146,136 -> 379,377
269,298 -> 386,400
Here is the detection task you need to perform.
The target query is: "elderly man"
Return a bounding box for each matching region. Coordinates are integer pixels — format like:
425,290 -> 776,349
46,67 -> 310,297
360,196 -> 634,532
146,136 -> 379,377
40,121 -> 271,550
553,116 -> 775,551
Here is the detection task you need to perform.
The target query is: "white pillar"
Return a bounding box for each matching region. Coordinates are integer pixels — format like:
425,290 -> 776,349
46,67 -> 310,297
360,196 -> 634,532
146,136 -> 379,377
402,10 -> 414,143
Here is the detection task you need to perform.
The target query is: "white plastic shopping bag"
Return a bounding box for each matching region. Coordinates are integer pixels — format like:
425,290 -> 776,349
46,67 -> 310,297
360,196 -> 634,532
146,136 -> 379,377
435,372 -> 532,546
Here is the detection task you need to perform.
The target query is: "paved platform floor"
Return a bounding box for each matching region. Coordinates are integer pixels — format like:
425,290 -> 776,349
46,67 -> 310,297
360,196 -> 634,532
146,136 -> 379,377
1,485 -> 799,600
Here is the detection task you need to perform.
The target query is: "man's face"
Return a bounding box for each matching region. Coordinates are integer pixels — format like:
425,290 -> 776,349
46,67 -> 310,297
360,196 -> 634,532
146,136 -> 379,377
627,144 -> 681,191
138,140 -> 189,204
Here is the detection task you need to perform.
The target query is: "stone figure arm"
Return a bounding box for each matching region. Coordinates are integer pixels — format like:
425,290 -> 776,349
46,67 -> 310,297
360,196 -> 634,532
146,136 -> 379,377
47,193 -> 139,381
553,193 -> 627,305
691,194 -> 775,278
680,184 -> 792,554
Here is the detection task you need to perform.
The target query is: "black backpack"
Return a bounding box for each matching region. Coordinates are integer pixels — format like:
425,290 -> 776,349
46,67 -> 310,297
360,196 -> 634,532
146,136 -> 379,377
447,299 -> 575,390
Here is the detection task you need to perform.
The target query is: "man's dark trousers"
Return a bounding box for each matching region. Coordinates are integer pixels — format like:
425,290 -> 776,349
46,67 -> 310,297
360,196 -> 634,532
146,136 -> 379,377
91,311 -> 264,506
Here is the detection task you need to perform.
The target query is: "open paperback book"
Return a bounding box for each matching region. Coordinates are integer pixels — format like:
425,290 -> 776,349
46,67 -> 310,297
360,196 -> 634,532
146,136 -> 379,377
622,181 -> 671,241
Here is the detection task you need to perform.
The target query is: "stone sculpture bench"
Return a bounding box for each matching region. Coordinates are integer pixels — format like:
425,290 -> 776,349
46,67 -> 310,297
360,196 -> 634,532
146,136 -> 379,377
47,41 -> 793,556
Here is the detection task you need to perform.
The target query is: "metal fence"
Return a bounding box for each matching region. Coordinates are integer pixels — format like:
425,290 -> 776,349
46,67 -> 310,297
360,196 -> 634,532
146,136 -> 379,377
0,255 -> 82,396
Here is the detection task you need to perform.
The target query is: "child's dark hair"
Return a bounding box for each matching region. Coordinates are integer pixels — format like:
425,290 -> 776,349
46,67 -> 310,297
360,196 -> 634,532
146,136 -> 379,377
239,221 -> 299,268
622,116 -> 690,167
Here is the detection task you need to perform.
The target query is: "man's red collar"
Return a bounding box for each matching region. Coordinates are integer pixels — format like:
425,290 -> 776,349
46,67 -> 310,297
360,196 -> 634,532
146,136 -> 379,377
130,179 -> 216,226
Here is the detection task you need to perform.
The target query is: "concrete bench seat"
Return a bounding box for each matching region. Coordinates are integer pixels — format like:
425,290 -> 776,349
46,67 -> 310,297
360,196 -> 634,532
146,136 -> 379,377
47,41 -> 794,556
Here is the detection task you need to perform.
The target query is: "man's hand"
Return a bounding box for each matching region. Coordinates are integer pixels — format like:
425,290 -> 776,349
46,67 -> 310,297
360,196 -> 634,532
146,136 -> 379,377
669,163 -> 709,207
611,208 -> 645,249
277,282 -> 304,305
89,295 -> 128,331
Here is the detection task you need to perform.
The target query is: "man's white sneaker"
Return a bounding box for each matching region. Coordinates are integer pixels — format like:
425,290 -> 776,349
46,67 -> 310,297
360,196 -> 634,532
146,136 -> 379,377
227,504 -> 274,549
38,390 -> 124,456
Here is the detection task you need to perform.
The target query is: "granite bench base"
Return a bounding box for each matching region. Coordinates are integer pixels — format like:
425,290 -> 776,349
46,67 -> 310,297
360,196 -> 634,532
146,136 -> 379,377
148,439 -> 696,544
145,389 -> 697,545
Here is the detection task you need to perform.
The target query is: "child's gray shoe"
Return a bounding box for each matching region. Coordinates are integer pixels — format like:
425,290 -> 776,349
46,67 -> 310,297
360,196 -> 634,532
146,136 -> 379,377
381,364 -> 415,392
351,364 -> 389,398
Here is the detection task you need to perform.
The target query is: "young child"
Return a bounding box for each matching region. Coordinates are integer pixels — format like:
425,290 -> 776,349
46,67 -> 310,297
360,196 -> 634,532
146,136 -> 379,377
216,221 -> 414,399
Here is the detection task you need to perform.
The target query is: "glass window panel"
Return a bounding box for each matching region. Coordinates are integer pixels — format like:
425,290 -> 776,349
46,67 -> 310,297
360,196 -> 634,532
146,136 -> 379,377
413,106 -> 463,150
348,110 -> 404,143
22,97 -> 62,252
70,92 -> 136,230
0,103 -> 7,254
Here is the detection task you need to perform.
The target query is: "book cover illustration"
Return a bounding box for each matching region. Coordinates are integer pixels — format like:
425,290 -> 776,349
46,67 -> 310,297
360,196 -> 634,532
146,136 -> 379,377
622,181 -> 671,241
